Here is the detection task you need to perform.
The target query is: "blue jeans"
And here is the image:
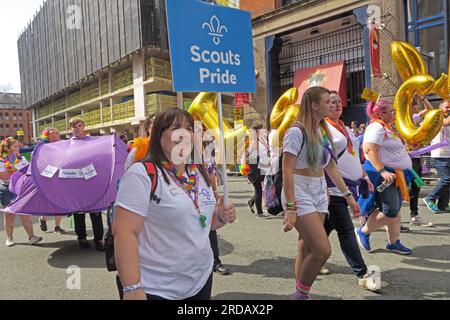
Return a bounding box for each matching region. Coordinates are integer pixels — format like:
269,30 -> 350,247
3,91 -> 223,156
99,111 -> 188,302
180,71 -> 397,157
427,158 -> 450,210
375,184 -> 402,218
325,196 -> 367,279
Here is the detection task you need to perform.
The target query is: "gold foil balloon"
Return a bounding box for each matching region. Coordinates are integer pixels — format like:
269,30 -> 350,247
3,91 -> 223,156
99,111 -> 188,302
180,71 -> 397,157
188,92 -> 250,164
270,88 -> 300,148
391,41 -> 427,81
432,73 -> 450,100
394,74 -> 444,145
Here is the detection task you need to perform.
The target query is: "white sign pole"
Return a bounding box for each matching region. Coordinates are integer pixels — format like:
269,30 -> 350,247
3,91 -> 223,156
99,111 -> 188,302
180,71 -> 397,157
216,92 -> 229,204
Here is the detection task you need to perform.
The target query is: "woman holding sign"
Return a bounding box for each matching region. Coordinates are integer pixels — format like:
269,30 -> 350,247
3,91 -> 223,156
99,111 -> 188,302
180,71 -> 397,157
1,137 -> 43,247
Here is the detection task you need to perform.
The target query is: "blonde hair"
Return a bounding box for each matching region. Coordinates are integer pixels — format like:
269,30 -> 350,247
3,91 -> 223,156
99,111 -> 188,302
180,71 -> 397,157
69,117 -> 84,127
298,86 -> 333,171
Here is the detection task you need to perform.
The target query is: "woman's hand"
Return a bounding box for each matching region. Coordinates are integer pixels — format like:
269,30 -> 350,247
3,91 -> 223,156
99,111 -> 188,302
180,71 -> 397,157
345,196 -> 361,218
123,289 -> 147,300
283,210 -> 297,233
217,196 -> 237,224
381,171 -> 396,185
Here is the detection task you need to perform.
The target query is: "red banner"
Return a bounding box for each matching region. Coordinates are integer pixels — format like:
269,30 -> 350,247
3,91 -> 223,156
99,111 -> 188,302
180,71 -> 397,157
234,93 -> 250,107
293,61 -> 347,106
369,24 -> 382,77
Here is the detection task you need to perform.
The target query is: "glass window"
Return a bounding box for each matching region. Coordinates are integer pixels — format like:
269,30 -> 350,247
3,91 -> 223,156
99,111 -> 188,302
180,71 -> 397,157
0,136 -> 4,140
14,124 -> 18,130
13,113 -> 17,121
0,124 -> 3,132
5,124 -> 9,130
5,113 -> 9,121
19,113 -> 23,121
0,113 -> 3,120
417,0 -> 443,20
418,24 -> 446,76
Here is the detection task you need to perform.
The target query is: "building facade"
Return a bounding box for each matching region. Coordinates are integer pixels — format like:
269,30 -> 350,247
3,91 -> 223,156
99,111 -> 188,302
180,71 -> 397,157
241,0 -> 450,125
0,93 -> 32,144
18,0 -> 173,140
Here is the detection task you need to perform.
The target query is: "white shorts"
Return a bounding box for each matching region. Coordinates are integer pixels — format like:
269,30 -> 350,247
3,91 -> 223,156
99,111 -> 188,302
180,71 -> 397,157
282,175 -> 329,217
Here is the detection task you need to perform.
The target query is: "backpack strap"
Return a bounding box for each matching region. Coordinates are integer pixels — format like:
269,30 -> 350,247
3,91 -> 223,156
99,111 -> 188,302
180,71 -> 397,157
142,161 -> 160,204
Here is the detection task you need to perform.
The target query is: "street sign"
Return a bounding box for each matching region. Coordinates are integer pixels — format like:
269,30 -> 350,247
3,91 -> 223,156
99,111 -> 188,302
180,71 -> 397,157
166,0 -> 256,93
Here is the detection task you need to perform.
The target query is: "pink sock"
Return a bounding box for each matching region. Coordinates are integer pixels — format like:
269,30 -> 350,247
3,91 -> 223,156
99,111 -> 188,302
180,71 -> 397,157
296,281 -> 312,294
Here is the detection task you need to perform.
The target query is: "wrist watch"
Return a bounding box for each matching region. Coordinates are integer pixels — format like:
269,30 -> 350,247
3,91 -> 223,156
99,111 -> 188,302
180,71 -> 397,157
343,191 -> 353,199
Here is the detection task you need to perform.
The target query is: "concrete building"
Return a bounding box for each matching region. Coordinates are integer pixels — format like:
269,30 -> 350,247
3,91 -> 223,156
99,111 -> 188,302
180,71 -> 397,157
18,0 -> 174,140
241,0 -> 450,125
0,92 -> 32,144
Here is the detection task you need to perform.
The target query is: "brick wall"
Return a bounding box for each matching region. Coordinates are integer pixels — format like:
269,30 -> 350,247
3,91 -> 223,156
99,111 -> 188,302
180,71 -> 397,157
240,0 -> 278,18
0,109 -> 32,144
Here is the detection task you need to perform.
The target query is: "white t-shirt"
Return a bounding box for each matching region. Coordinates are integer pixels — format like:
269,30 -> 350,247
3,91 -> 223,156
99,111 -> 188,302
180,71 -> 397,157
115,163 -> 215,300
364,122 -> 412,170
0,156 -> 29,184
328,127 -> 364,197
283,122 -> 347,170
431,126 -> 450,158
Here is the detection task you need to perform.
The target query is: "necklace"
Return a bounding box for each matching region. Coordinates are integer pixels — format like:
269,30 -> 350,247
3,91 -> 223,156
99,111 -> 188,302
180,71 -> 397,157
161,161 -> 207,229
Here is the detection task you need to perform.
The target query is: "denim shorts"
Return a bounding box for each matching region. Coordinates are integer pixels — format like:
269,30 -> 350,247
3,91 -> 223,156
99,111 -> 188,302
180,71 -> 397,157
374,183 -> 403,218
0,182 -> 15,207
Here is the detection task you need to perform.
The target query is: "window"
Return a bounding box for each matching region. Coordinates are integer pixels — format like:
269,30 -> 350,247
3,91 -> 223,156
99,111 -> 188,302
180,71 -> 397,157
19,113 -> 23,121
0,124 -> 3,133
5,113 -> 9,121
5,124 -> 10,132
14,124 -> 18,130
13,113 -> 17,121
0,113 -> 3,121
406,0 -> 447,78
0,136 -> 4,141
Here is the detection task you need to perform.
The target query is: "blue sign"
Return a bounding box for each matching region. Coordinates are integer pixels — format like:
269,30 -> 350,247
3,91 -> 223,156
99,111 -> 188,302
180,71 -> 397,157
165,0 -> 256,93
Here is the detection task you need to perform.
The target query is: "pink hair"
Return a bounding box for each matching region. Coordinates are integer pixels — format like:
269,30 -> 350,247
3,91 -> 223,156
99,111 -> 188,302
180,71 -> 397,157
366,100 -> 392,120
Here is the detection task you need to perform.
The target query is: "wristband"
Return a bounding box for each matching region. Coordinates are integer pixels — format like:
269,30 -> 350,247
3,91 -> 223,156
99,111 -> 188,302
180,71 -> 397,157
378,168 -> 386,175
343,191 -> 353,199
123,283 -> 144,293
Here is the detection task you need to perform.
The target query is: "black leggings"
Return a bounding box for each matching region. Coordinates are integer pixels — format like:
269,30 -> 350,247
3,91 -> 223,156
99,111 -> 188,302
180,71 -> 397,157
250,175 -> 263,214
116,273 -> 213,300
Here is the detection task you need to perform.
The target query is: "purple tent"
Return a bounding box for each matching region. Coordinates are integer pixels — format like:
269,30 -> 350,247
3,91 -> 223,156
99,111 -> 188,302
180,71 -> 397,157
2,135 -> 127,216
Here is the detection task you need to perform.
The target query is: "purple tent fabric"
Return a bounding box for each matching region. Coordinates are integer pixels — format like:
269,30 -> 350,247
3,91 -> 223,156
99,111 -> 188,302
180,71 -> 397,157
3,135 -> 127,216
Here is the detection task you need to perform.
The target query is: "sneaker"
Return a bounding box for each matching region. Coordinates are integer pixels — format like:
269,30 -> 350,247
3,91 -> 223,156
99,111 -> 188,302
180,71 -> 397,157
29,235 -> 43,245
385,240 -> 412,255
78,239 -> 91,249
247,200 -> 255,214
355,227 -> 371,252
54,226 -> 66,234
410,215 -> 433,227
290,290 -> 312,300
423,198 -> 440,213
400,225 -> 410,233
5,237 -> 15,247
94,240 -> 105,252
256,212 -> 269,218
39,218 -> 47,232
213,263 -> 232,276
319,266 -> 331,275
358,272 -> 379,292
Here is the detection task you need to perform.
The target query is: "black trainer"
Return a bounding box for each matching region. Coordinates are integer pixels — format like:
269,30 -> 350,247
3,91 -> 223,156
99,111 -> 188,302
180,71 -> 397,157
39,218 -> 47,232
78,239 -> 91,249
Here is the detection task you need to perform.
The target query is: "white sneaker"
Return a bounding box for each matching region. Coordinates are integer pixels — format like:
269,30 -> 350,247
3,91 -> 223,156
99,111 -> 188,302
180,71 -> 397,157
319,266 -> 331,275
29,235 -> 43,245
6,237 -> 15,247
411,215 -> 433,227
358,272 -> 379,292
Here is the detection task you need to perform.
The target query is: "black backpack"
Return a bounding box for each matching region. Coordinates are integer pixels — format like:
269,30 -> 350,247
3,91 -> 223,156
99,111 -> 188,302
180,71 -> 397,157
105,161 -> 159,272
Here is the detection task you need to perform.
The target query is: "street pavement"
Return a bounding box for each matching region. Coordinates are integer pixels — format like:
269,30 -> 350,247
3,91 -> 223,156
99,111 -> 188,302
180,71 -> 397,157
1,176 -> 449,300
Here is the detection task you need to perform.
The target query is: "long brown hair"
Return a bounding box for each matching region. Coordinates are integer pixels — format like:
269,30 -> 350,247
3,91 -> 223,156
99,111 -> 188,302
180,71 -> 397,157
146,108 -> 210,186
298,86 -> 333,171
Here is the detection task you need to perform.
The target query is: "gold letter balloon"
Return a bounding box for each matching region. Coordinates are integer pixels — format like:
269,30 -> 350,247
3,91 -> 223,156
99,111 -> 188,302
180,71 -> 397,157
269,88 -> 300,148
391,41 -> 448,145
188,92 -> 249,163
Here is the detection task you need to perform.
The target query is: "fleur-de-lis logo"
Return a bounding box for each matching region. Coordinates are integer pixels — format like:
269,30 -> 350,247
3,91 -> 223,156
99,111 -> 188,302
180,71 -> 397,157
202,15 -> 228,45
